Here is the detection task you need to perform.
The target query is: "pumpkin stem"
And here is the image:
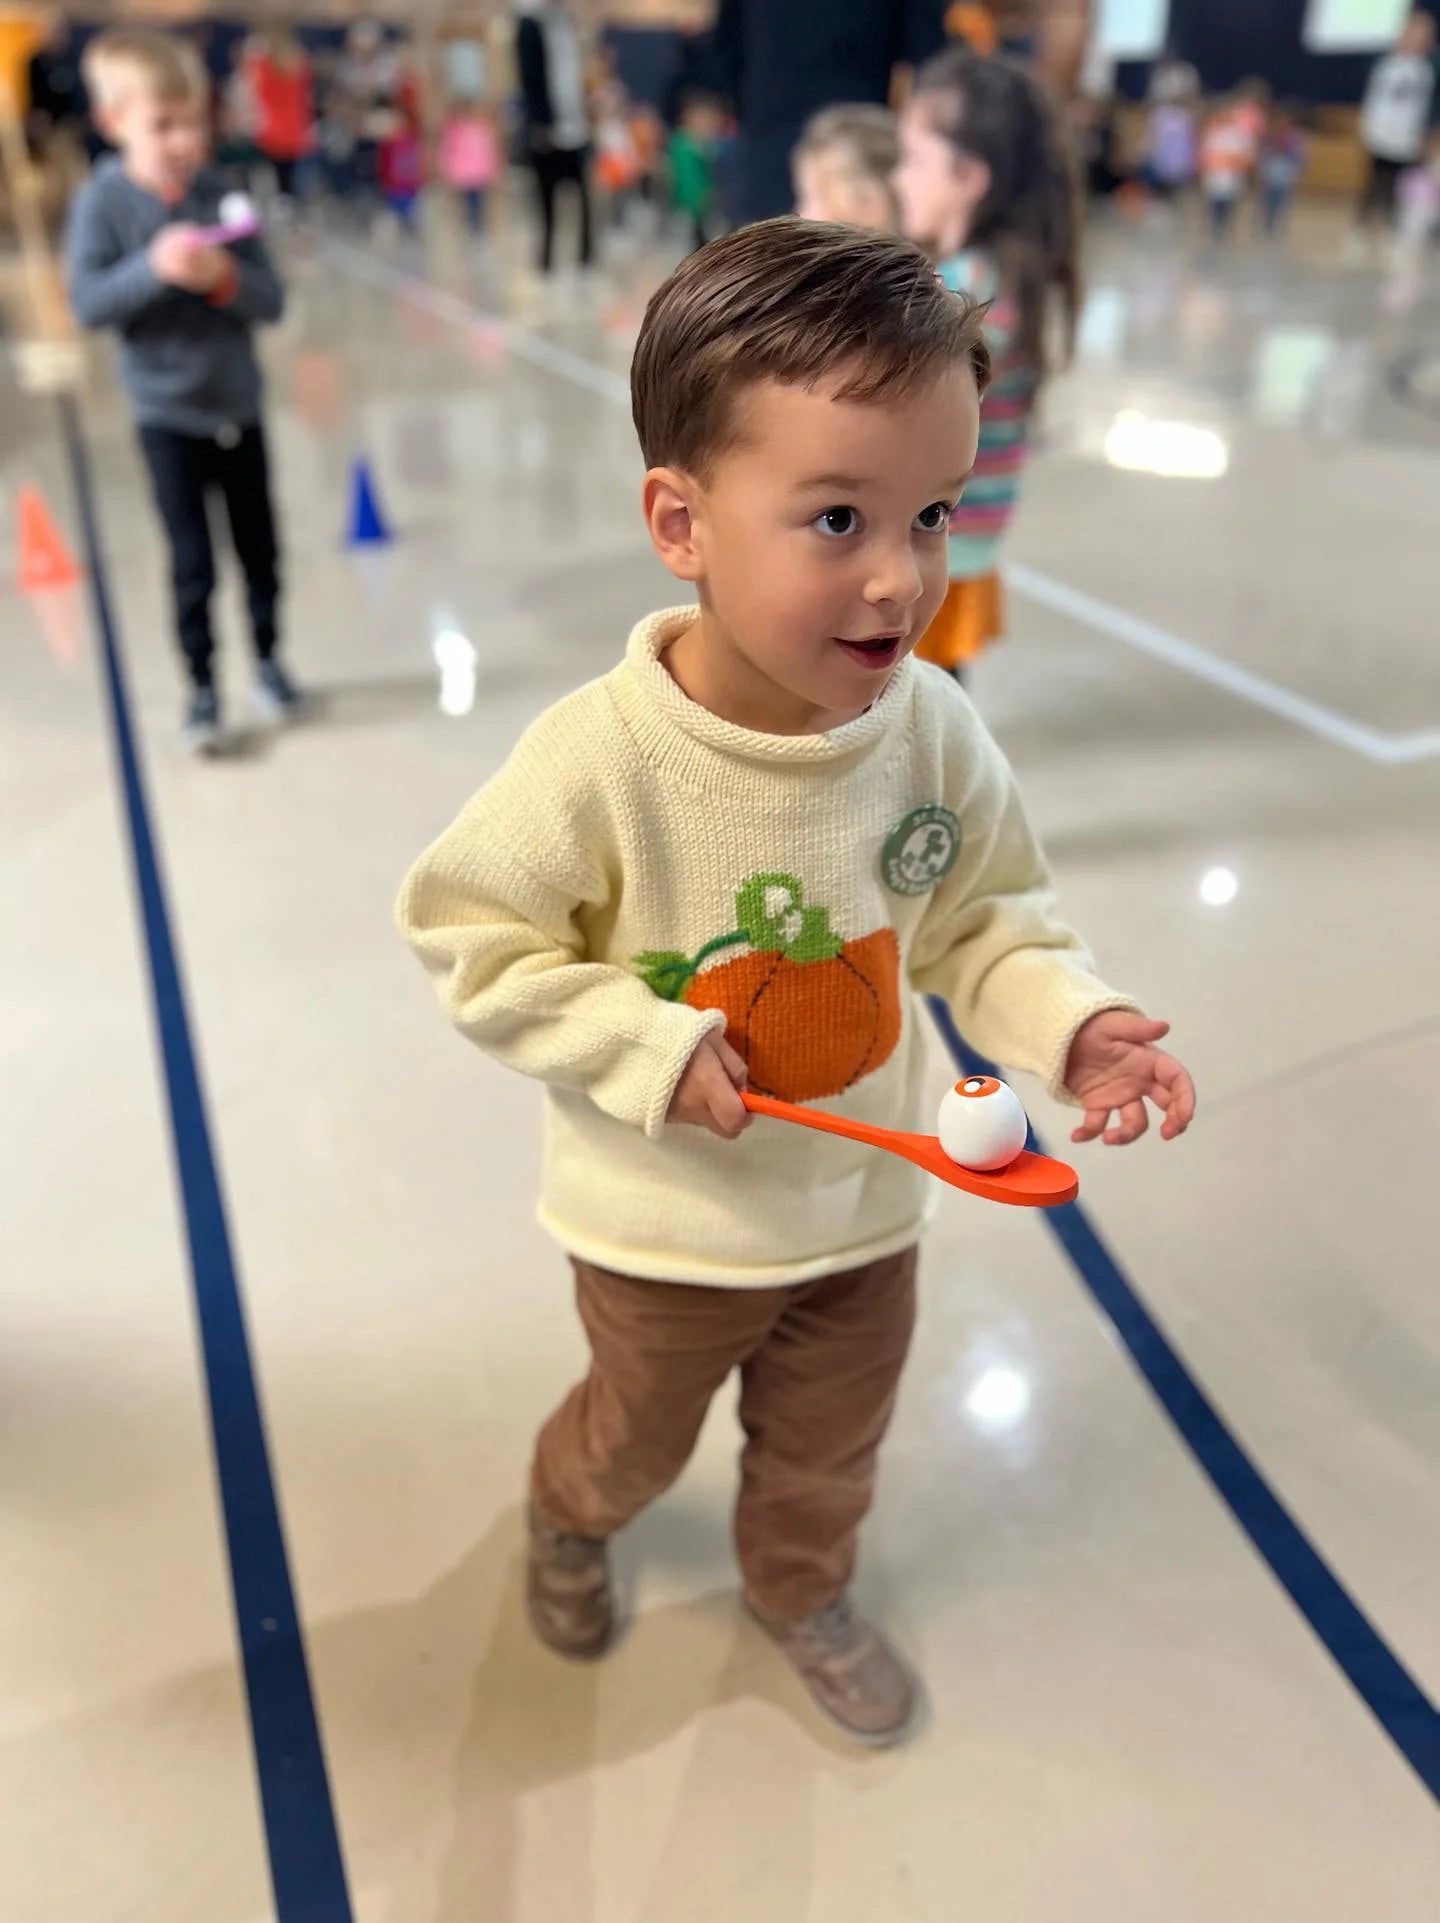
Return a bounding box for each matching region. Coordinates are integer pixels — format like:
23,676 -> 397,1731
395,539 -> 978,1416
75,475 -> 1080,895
634,930 -> 748,1001
633,951 -> 693,1000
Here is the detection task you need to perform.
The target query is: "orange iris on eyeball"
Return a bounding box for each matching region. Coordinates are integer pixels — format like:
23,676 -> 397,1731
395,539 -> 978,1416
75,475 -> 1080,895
936,1076 -> 1028,1171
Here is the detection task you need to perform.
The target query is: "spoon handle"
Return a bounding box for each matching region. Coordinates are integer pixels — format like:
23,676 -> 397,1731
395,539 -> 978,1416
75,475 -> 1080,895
740,1091 -> 905,1155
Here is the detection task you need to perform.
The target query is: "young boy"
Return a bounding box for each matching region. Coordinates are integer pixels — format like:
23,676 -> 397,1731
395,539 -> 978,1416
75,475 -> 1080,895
1200,96 -> 1258,242
398,221 -> 1195,1746
792,103 -> 899,231
668,93 -> 725,253
65,30 -> 298,754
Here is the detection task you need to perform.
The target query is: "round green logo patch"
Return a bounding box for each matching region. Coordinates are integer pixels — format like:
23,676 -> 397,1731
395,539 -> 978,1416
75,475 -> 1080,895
881,805 -> 961,896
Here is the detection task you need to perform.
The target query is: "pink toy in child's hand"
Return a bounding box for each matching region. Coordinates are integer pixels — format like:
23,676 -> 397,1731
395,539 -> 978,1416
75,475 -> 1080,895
186,194 -> 261,248
740,1087 -> 1078,1209
187,216 -> 261,246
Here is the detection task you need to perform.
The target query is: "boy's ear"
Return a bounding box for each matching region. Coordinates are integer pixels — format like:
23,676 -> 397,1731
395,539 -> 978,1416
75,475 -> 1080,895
642,465 -> 706,583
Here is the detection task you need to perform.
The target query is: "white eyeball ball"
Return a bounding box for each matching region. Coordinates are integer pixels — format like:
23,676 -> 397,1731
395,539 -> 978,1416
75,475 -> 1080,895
936,1075 -> 1028,1171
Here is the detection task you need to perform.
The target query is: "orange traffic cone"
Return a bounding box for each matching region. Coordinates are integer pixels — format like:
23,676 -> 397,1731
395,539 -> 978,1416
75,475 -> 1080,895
16,486 -> 80,592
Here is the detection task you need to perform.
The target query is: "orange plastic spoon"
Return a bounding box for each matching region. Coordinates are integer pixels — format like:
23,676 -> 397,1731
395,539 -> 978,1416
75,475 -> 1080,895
740,1091 -> 1078,1209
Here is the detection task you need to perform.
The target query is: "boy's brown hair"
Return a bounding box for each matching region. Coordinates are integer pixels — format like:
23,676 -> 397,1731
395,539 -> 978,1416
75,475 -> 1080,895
82,29 -> 207,111
632,217 -> 990,478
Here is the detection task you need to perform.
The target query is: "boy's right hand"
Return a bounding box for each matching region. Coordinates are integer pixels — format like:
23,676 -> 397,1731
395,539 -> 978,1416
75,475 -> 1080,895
668,1032 -> 750,1139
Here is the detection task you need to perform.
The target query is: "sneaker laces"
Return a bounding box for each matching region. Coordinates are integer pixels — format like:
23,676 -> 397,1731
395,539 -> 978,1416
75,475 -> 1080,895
533,1520 -> 608,1585
791,1598 -> 879,1683
807,1598 -> 857,1644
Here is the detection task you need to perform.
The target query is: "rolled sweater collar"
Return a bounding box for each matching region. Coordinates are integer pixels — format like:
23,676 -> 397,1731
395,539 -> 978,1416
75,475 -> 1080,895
614,606 -> 915,791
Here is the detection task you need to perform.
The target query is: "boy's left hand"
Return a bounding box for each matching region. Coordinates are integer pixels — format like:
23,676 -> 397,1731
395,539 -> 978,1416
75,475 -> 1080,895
1064,1011 -> 1195,1146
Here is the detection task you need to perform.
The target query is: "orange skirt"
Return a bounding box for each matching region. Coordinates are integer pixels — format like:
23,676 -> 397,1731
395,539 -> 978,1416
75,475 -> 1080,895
595,149 -> 639,192
916,573 -> 1004,671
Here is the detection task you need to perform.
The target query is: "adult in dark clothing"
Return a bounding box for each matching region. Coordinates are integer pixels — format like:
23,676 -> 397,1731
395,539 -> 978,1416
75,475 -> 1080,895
26,16 -> 99,162
709,0 -> 946,222
661,27 -> 723,130
515,0 -> 594,273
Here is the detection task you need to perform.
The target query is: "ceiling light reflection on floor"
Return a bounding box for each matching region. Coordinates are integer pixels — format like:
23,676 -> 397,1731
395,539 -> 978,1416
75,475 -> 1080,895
1103,410 -> 1229,479
432,626 -> 478,717
1077,286 -> 1129,363
1251,325 -> 1333,425
963,1365 -> 1032,1432
1199,865 -> 1239,906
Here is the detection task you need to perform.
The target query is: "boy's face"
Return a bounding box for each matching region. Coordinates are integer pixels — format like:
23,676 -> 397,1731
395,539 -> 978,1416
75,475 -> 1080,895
684,102 -> 724,140
650,365 -> 980,732
104,88 -> 208,197
794,150 -> 893,231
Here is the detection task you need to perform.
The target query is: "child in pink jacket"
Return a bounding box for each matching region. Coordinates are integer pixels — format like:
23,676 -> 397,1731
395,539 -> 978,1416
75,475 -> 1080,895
440,100 -> 502,235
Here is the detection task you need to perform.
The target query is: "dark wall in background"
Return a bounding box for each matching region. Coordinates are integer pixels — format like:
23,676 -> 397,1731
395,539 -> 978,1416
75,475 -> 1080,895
603,27 -> 685,110
1117,0 -> 1440,103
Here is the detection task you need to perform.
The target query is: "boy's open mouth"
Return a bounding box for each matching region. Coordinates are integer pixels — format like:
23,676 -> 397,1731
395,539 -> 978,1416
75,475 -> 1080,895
834,634 -> 902,669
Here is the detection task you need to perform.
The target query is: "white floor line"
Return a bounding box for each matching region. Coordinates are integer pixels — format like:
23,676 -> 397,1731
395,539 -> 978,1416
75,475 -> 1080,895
1007,565 -> 1440,766
320,236 -> 631,405
321,239 -> 1440,767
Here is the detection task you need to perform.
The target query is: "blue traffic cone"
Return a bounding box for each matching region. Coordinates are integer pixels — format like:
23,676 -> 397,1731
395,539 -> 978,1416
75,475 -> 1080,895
344,456 -> 392,547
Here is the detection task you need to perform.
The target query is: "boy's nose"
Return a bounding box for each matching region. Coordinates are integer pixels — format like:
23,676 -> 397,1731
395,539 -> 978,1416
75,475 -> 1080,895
863,541 -> 924,610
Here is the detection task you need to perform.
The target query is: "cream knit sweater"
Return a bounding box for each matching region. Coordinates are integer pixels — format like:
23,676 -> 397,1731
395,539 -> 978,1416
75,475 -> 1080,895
398,608 -> 1136,1286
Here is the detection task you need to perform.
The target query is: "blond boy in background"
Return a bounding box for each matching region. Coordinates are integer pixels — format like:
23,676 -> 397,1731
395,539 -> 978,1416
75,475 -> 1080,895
66,30 -> 297,754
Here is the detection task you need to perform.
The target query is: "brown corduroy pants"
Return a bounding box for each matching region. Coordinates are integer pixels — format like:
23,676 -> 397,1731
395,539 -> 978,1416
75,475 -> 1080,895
531,1247 -> 918,1621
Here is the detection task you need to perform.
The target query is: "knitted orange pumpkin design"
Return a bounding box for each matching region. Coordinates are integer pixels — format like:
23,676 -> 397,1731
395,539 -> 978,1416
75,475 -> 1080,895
636,873 -> 901,1104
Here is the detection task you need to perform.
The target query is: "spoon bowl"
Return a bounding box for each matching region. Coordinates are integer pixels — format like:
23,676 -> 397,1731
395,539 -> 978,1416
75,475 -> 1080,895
741,1091 -> 1078,1208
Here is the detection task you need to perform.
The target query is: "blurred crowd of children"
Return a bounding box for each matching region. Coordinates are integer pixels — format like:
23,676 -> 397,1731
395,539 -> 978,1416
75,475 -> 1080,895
1073,16 -> 1440,258
215,22 -> 493,238
1074,65 -> 1315,244
212,25 -> 741,259
590,47 -> 738,251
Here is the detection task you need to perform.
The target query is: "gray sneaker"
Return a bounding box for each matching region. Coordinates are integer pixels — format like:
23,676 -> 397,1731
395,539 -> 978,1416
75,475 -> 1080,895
750,1595 -> 917,1747
182,686 -> 222,756
252,658 -> 303,723
526,1505 -> 615,1660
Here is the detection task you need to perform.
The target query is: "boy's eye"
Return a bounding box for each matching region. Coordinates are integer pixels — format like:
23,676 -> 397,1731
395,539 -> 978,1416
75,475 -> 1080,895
813,506 -> 859,538
913,501 -> 953,533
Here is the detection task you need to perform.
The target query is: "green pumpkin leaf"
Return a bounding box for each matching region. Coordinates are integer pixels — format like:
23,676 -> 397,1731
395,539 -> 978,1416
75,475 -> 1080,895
633,950 -> 695,1001
734,872 -> 842,962
788,905 -> 843,963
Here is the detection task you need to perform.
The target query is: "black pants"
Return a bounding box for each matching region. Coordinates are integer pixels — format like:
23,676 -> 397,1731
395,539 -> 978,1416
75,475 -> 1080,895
1207,191 -> 1239,239
1261,183 -> 1292,235
139,422 -> 280,692
1357,153 -> 1407,228
532,144 -> 593,272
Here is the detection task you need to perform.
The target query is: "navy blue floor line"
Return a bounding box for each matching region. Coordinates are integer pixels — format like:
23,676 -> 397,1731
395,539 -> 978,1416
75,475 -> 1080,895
61,399 -> 355,1920
928,997 -> 1439,1802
